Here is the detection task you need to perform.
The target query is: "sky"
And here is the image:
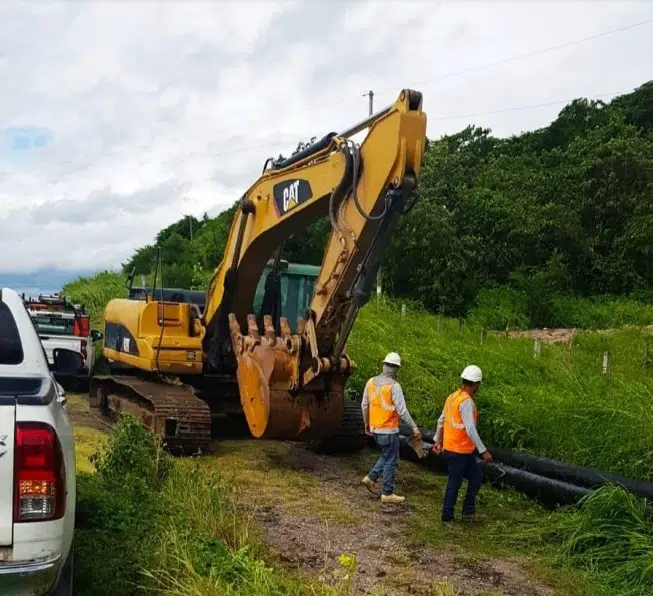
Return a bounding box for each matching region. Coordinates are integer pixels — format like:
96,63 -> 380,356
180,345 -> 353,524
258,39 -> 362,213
1,0 -> 653,295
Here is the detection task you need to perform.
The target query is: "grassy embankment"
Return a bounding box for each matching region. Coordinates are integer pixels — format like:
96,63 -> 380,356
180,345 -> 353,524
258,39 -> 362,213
64,271 -> 653,595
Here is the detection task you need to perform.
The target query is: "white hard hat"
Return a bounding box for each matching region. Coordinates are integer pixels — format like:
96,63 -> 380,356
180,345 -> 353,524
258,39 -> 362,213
461,365 -> 482,383
383,352 -> 402,367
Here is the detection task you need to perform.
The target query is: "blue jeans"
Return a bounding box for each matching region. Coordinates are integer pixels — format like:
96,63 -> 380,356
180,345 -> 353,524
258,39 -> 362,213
441,450 -> 483,521
368,433 -> 400,496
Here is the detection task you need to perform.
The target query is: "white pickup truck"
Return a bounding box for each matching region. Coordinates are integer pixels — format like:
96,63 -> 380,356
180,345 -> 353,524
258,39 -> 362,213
0,287 -> 78,595
24,295 -> 103,391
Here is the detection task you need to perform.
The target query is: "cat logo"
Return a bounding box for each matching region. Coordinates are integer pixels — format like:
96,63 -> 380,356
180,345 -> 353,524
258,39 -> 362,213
281,180 -> 299,212
0,435 -> 6,458
273,179 -> 313,215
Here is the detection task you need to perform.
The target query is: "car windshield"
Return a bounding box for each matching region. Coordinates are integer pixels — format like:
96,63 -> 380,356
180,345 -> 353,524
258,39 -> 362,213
31,314 -> 75,336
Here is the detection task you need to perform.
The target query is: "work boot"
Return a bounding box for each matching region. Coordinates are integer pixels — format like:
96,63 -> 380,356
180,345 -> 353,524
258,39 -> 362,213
361,476 -> 379,495
381,493 -> 405,504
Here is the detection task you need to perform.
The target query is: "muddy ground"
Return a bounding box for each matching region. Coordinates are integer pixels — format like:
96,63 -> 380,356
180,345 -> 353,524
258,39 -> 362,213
68,394 -> 563,596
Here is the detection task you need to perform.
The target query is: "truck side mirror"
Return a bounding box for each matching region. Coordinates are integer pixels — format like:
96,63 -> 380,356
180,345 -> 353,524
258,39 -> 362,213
91,329 -> 104,342
52,348 -> 83,374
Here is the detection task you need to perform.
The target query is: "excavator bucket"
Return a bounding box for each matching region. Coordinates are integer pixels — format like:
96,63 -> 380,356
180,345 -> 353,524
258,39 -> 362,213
228,313 -> 344,440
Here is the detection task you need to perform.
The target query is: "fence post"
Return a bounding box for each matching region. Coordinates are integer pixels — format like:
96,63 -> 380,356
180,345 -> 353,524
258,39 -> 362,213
480,328 -> 486,345
602,351 -> 611,375
401,303 -> 406,318
458,319 -> 463,336
437,317 -> 441,333
534,339 -> 541,359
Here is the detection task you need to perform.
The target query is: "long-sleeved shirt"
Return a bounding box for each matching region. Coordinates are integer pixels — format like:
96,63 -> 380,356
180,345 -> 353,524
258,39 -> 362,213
434,396 -> 486,454
361,374 -> 418,434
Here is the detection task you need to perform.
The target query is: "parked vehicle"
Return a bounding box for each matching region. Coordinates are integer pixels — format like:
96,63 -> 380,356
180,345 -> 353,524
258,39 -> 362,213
24,294 -> 103,391
0,287 -> 79,595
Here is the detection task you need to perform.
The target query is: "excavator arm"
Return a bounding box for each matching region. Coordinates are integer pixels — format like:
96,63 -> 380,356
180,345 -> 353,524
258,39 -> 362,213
202,89 -> 427,440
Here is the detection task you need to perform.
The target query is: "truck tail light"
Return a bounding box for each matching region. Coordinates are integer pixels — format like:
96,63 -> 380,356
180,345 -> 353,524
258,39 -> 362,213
13,423 -> 66,522
73,316 -> 90,338
80,339 -> 87,364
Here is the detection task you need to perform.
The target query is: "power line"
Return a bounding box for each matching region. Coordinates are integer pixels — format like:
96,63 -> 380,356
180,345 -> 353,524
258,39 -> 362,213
432,90 -> 631,122
374,17 -> 653,98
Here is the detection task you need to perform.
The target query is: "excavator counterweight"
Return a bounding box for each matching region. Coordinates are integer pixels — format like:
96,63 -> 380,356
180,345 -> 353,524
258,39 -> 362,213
90,89 -> 427,454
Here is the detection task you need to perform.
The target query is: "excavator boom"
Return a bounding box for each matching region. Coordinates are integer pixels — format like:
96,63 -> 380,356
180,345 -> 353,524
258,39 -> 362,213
93,89 -> 427,452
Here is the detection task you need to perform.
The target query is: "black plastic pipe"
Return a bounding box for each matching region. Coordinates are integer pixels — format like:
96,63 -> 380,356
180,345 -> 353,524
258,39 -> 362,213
482,460 -> 592,506
399,423 -> 653,500
485,446 -> 653,500
395,435 -> 592,508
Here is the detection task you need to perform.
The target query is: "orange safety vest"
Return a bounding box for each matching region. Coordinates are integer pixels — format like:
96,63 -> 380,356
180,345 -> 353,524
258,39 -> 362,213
442,388 -> 478,454
367,379 -> 399,431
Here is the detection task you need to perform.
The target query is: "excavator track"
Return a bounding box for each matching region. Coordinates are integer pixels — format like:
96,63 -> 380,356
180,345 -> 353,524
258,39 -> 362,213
305,396 -> 367,454
89,374 -> 212,455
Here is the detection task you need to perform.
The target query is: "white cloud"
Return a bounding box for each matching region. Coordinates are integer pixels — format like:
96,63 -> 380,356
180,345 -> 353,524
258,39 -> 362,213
0,0 -> 652,277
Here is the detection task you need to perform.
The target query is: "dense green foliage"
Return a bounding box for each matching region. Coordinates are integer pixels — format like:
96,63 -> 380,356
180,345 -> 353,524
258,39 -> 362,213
74,414 -> 352,595
114,82 -> 653,328
468,287 -> 653,330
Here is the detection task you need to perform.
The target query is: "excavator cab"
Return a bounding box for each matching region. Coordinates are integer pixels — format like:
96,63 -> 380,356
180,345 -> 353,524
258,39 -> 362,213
252,260 -> 319,334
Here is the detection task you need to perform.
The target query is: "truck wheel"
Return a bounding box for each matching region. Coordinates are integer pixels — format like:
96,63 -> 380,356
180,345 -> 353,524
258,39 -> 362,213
75,378 -> 90,393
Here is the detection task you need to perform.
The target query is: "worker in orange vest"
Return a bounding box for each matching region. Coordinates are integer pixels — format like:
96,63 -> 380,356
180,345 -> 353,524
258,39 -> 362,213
433,365 -> 492,522
361,352 -> 421,504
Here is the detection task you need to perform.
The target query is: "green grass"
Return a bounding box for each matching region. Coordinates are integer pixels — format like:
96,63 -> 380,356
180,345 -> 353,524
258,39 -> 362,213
73,414 -> 356,596
551,486 -> 653,595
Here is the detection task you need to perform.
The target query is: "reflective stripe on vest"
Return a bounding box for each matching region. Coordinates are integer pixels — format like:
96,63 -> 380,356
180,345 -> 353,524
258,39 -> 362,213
368,380 -> 399,431
442,389 -> 478,454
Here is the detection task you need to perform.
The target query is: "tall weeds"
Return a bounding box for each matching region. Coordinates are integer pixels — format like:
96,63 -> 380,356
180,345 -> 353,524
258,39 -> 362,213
74,413 -> 350,596
552,486 -> 653,596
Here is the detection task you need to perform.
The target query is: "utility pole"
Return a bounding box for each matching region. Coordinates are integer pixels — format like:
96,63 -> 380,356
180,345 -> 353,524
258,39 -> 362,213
188,214 -> 193,243
363,90 -> 382,302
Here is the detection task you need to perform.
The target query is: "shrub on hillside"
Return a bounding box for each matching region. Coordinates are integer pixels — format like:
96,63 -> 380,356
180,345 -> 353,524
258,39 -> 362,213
468,288 -> 653,330
467,287 -> 530,330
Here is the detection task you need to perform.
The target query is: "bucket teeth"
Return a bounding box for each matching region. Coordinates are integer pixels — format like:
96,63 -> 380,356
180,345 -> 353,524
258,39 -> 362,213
228,313 -> 241,333
263,315 -> 276,342
247,314 -> 260,340
280,317 -> 291,338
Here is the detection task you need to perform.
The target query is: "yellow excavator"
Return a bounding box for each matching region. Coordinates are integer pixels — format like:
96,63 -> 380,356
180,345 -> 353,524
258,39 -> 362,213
89,89 -> 427,453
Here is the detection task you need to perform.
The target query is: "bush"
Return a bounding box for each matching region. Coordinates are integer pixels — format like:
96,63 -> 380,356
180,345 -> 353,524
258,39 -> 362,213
468,288 -> 653,330
468,287 -> 530,330
63,270 -> 128,325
